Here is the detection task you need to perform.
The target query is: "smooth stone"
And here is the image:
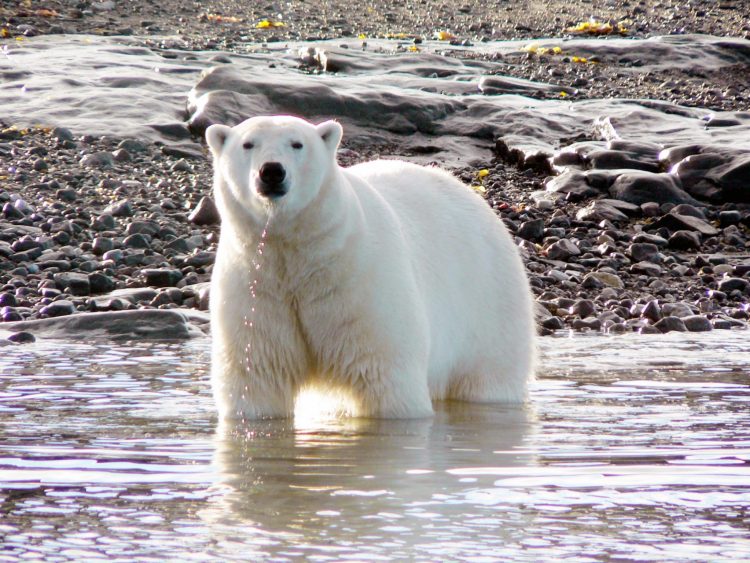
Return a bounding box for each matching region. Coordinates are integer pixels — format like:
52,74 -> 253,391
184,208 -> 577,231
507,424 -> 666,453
570,299 -> 596,318
682,315 -> 713,332
92,214 -> 116,231
662,302 -> 695,318
632,232 -> 668,247
92,237 -> 115,255
582,271 -> 624,289
3,309 -> 210,340
668,230 -> 702,250
8,331 -> 35,343
718,277 -> 749,293
541,316 -> 565,331
641,299 -> 662,322
653,316 -> 687,333
188,196 -> 221,226
516,219 -> 544,241
0,293 -> 17,307
40,299 -> 77,317
80,151 -> 114,168
670,203 -> 706,220
609,172 -> 697,206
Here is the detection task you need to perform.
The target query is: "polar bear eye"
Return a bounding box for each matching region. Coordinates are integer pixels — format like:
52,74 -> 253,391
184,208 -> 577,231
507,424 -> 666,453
291,141 -> 303,150
242,141 -> 254,150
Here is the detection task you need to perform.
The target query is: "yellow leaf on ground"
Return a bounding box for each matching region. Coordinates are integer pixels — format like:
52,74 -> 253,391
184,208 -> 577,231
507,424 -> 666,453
477,169 -> 490,179
256,19 -> 285,29
435,31 -> 456,41
472,184 -> 487,194
408,45 -> 420,52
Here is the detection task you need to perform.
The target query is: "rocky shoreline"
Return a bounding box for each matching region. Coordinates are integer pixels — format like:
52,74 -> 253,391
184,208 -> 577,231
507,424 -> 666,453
1,1 -> 749,342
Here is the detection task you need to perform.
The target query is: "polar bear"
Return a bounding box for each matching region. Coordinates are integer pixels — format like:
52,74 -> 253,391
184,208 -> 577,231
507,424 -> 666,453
206,115 -> 536,420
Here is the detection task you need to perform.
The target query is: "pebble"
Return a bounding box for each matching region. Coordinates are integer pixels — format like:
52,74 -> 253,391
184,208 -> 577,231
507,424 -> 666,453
142,268 -> 183,287
80,151 -> 115,168
628,242 -> 660,262
8,331 -> 36,343
668,230 -> 702,250
649,212 -> 719,236
718,277 -> 749,293
582,271 -> 624,289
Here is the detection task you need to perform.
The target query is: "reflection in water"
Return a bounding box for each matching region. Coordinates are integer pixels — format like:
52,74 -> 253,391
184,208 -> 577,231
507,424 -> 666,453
205,402 -> 535,559
0,333 -> 749,560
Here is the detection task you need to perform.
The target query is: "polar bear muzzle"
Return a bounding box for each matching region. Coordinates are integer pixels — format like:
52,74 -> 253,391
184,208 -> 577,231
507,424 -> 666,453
257,161 -> 287,198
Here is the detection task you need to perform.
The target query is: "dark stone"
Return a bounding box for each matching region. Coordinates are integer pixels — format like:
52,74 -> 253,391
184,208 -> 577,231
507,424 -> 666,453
92,237 -> 115,255
142,268 -> 183,288
715,157 -> 750,203
668,230 -> 702,250
40,299 -> 77,317
670,203 -> 706,220
125,220 -> 160,236
682,315 -> 713,332
719,210 -> 742,227
632,232 -> 669,247
718,277 -> 749,293
516,219 -> 544,241
576,201 -> 628,223
53,272 -> 91,296
587,149 -> 658,172
123,233 -> 151,249
92,214 -> 116,231
647,213 -> 719,236
104,199 -> 134,217
570,299 -> 596,318
545,239 -> 580,261
609,172 -> 697,206
88,272 -> 116,294
628,242 -> 660,262
8,331 -> 35,344
3,202 -> 24,220
642,300 -> 662,322
188,196 -> 221,226
0,292 -> 17,307
654,316 -> 687,333
541,316 -> 565,330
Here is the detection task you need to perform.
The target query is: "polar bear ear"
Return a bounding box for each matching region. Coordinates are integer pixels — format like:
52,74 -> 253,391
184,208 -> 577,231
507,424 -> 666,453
205,124 -> 233,157
316,120 -> 343,154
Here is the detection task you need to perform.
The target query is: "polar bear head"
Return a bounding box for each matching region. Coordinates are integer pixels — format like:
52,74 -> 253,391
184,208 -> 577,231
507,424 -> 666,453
206,115 -> 343,222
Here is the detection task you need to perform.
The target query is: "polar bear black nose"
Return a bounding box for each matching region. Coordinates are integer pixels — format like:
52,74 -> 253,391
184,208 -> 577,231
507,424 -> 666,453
259,162 -> 286,185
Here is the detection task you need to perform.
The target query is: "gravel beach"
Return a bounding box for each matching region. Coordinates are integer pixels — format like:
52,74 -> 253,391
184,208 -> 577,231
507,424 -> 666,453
1,0 -> 749,340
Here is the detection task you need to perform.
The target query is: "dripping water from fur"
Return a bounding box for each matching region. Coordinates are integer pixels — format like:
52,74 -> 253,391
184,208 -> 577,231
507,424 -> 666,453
239,214 -> 272,419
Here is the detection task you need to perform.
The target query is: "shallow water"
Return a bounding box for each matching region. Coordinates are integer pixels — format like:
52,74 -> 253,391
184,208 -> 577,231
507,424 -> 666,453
1,332 -> 748,561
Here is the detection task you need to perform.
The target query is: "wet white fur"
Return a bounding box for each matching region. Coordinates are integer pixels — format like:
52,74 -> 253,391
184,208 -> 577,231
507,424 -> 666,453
206,115 -> 536,420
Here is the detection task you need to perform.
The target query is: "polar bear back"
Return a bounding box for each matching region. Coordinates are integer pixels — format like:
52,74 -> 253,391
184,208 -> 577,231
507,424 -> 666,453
345,159 -> 535,401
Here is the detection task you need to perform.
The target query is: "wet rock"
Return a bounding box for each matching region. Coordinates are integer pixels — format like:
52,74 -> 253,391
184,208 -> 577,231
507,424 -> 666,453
541,316 -> 565,331
609,172 -> 697,206
682,315 -> 713,332
188,196 -> 221,226
3,309 -> 209,340
40,299 -> 77,317
7,331 -> 36,344
647,212 -> 719,236
668,230 -> 702,250
662,302 -> 695,318
3,202 -> 24,220
587,149 -> 659,172
92,237 -> 115,255
545,239 -> 580,261
642,299 -> 662,322
570,299 -> 596,318
654,316 -> 687,333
